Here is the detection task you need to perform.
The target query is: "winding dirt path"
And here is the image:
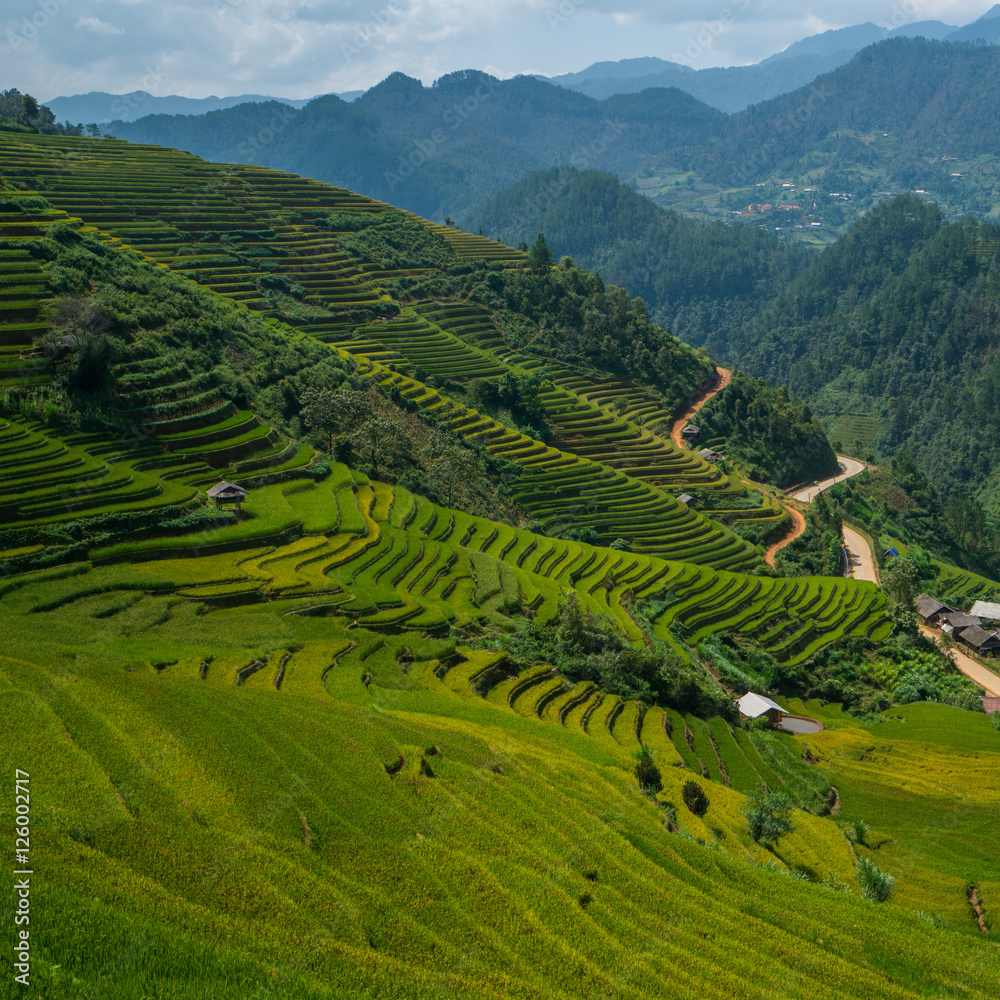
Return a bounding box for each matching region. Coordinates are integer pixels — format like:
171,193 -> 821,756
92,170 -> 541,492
671,367 -> 731,449
764,504 -> 807,568
672,366 -> 808,566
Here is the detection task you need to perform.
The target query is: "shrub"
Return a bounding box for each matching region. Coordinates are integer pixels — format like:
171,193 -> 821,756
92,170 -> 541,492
992,711 -> 1000,731
743,788 -> 795,845
847,818 -> 870,846
682,780 -> 709,817
634,757 -> 662,795
857,857 -> 894,902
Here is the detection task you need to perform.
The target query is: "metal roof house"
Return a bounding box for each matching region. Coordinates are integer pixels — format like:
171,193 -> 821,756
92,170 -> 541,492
915,594 -> 956,624
676,493 -> 696,506
969,600 -> 1000,623
736,692 -> 787,727
698,447 -> 721,462
206,480 -> 248,512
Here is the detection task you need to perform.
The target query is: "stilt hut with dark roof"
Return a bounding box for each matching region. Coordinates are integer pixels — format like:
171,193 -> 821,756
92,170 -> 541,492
915,594 -> 955,626
681,424 -> 700,442
957,625 -> 1000,656
207,480 -> 248,512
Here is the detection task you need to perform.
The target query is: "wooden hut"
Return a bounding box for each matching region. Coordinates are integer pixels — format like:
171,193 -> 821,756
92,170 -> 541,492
736,692 -> 787,727
698,447 -> 721,463
681,424 -> 701,441
957,625 -> 1000,656
915,594 -> 955,626
207,480 -> 248,512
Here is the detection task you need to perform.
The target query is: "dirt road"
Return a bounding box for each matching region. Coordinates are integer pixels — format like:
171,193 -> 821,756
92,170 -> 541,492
919,626 -> 1000,696
842,525 -> 880,584
671,367 -> 731,449
764,504 -> 806,568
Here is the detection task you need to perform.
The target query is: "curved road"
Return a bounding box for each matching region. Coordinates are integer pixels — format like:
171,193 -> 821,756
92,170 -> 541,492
787,457 -> 867,503
842,525 -> 879,584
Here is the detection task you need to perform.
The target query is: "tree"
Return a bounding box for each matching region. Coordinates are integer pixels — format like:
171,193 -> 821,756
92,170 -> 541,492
682,780 -> 709,816
426,433 -> 479,507
742,787 -> 795,845
299,387 -> 346,454
527,233 -> 553,272
881,556 -> 920,609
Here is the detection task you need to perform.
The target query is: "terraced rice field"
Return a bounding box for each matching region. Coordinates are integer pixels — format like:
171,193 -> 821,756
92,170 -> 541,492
0,448 -> 890,671
827,414 -> 882,455
0,133 -> 994,1000
0,130 -> 894,657
0,133 -> 779,569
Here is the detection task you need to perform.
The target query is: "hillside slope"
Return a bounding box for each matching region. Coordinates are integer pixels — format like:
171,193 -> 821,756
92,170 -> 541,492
2,131 -> 995,999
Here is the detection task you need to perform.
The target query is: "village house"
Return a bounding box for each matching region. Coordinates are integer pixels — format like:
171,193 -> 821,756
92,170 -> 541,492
681,424 -> 700,442
969,600 -> 1000,624
915,594 -> 956,626
698,447 -> 722,462
956,625 -> 1000,656
941,612 -> 981,634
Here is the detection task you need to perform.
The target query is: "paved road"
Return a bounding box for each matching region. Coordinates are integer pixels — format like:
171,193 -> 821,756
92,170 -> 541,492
787,456 -> 867,503
842,525 -> 879,584
919,626 -> 1000,697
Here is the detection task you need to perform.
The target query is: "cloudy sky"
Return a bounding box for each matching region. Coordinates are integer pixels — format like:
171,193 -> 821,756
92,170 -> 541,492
2,0 -> 994,101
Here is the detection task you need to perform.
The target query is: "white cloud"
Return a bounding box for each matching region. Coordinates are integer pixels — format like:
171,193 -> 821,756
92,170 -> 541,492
7,0 -> 997,102
74,16 -> 125,36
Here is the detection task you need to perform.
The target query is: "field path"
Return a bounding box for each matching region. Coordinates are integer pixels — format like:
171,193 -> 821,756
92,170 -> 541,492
919,626 -> 1000,697
764,504 -> 807,568
671,366 -> 731,449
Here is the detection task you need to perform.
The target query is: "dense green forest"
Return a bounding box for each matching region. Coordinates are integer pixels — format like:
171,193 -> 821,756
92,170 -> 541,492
464,168 -> 808,344
722,196 -> 1000,509
693,371 -> 837,487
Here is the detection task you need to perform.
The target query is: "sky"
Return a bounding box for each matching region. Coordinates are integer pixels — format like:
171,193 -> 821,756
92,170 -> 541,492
1,0 -> 995,101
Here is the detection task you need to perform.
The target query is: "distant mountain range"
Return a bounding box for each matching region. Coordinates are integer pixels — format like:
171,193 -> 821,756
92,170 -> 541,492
44,90 -> 362,125
46,5 -> 1000,127
542,6 -> 1000,111
105,37 -> 1000,225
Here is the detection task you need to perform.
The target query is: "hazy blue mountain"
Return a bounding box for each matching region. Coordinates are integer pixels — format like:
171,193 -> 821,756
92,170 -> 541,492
945,3 -> 1000,42
545,18 -> 960,111
46,91 -> 315,125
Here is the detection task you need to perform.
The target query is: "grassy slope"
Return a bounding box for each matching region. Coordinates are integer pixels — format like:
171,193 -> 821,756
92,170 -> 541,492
2,649 -> 999,999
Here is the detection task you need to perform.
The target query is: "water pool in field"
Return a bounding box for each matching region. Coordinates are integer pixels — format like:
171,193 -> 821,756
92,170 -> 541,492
780,716 -> 824,735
